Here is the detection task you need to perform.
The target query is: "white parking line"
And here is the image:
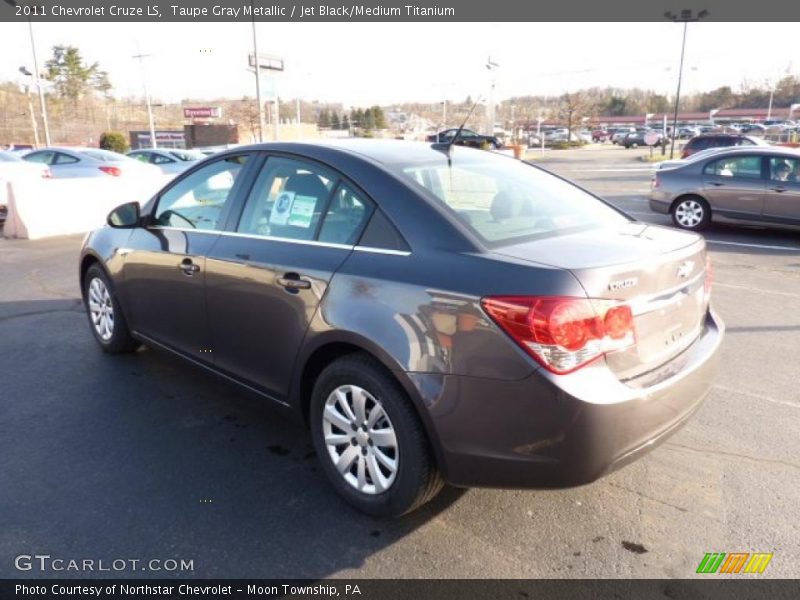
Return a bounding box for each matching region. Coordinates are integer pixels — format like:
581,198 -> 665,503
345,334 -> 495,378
714,282 -> 800,299
705,239 -> 800,252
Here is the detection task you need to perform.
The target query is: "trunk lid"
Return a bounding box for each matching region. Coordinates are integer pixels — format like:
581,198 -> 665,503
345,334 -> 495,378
495,222 -> 709,380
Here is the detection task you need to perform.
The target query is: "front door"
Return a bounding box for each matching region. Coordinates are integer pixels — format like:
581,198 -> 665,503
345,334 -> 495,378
121,154 -> 254,360
702,154 -> 766,219
204,155 -> 374,399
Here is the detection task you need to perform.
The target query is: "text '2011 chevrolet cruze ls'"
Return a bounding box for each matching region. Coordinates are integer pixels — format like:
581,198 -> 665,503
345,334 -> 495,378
80,140 -> 724,516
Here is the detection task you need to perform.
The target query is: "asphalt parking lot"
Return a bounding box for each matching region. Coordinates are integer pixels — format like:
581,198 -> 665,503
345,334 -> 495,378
1,145 -> 798,579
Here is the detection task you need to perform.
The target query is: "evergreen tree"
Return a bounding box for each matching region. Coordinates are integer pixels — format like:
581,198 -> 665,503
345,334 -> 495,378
341,114 -> 350,132
372,105 -> 387,129
331,110 -> 340,130
318,107 -> 330,128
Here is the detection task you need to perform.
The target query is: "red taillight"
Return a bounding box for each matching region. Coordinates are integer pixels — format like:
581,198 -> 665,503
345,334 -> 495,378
98,166 -> 122,177
481,296 -> 636,374
651,173 -> 660,189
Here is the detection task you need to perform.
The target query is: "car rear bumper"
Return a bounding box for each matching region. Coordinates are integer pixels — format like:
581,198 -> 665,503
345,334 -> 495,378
415,309 -> 724,489
649,192 -> 671,214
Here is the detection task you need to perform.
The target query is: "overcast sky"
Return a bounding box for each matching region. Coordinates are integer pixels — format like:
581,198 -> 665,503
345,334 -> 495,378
0,22 -> 796,107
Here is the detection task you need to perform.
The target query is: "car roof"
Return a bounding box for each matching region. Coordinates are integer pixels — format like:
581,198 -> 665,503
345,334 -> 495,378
222,139 -> 495,167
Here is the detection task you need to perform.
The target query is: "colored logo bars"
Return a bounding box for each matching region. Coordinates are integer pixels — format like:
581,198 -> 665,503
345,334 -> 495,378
697,552 -> 773,574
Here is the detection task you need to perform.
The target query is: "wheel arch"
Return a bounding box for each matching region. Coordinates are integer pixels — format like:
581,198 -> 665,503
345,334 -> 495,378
291,332 -> 447,474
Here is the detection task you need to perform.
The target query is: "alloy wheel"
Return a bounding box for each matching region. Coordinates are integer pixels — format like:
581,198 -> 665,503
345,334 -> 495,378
675,200 -> 704,228
322,385 -> 398,495
87,277 -> 114,341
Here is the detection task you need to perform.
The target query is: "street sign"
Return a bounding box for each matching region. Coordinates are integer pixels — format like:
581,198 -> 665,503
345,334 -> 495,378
183,107 -> 222,119
644,131 -> 660,146
249,53 -> 284,71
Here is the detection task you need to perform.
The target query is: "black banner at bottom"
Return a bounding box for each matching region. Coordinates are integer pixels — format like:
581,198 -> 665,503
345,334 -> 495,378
2,580 -> 800,600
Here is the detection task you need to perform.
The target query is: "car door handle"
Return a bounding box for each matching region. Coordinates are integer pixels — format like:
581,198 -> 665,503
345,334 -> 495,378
770,186 -> 787,193
178,258 -> 200,275
277,274 -> 311,291
710,182 -> 725,187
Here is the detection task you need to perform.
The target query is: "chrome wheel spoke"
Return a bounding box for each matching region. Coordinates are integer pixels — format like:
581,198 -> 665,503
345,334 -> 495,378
366,453 -> 386,493
366,403 -> 385,429
335,388 -> 357,422
370,428 -> 397,449
356,455 -> 367,490
352,387 -> 368,424
335,445 -> 359,474
373,447 -> 397,472
323,404 -> 351,433
324,432 -> 351,446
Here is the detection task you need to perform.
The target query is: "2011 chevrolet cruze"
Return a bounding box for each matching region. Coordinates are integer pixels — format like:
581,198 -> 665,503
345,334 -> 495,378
80,140 -> 724,516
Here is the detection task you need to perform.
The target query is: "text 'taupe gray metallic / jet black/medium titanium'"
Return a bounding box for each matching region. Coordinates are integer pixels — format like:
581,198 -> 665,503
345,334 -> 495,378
80,140 -> 724,516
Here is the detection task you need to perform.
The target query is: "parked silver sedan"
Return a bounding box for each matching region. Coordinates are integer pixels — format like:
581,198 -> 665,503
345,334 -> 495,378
23,147 -> 161,179
650,146 -> 800,231
126,148 -> 206,175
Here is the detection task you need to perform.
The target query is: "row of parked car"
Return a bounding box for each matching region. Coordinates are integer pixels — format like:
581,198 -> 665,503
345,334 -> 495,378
0,146 -> 216,223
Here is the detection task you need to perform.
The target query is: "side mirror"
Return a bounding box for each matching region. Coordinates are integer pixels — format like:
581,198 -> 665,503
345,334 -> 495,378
107,201 -> 141,228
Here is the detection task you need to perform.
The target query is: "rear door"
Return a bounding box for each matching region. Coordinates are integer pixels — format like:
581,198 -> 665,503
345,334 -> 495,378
121,153 -> 255,360
763,155 -> 800,225
701,154 -> 766,219
204,154 -> 374,398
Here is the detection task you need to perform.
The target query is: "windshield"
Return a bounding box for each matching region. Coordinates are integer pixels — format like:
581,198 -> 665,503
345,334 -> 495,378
392,151 -> 628,246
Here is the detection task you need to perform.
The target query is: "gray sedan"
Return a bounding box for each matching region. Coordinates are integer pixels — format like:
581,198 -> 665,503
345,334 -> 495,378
127,148 -> 206,175
650,146 -> 800,231
23,147 -> 161,179
80,140 -> 723,516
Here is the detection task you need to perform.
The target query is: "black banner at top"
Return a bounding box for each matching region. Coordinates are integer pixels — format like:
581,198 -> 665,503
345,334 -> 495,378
0,0 -> 799,22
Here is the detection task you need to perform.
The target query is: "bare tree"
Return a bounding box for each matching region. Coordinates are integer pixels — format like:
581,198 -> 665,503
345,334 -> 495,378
558,91 -> 595,144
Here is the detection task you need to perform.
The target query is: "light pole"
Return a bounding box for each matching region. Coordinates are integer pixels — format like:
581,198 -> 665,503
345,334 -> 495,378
250,0 -> 264,142
132,50 -> 157,148
5,0 -> 51,145
665,9 -> 709,159
485,57 -> 499,137
18,66 -> 40,147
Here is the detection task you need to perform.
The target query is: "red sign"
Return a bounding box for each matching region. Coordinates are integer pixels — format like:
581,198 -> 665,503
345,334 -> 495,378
183,107 -> 222,119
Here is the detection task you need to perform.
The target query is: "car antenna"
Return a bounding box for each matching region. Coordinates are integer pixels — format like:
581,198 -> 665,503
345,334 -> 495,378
432,96 -> 482,164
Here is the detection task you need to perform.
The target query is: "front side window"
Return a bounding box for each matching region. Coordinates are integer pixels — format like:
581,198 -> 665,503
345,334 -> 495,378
704,156 -> 762,179
153,155 -> 249,230
152,154 -> 176,165
237,156 -> 337,241
393,151 -> 627,246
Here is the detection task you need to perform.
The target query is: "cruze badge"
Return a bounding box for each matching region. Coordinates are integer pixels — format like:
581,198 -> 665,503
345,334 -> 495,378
676,260 -> 695,279
608,277 -> 638,291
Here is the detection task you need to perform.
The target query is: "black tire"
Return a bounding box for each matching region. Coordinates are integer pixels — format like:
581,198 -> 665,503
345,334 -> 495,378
83,263 -> 139,353
310,354 -> 443,517
671,195 -> 711,231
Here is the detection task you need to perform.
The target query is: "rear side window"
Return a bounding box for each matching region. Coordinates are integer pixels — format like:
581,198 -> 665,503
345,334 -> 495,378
25,151 -> 55,164
704,156 -> 762,179
394,154 -> 627,246
318,184 -> 373,245
54,153 -> 79,165
236,156 -> 338,241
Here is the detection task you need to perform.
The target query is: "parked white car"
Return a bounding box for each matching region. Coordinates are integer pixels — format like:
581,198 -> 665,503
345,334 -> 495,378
0,151 -> 51,221
23,147 -> 161,179
127,148 -> 206,175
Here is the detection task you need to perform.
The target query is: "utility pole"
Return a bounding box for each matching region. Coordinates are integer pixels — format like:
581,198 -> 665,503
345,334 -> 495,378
19,67 -> 40,147
250,1 -> 264,142
665,9 -> 709,159
132,51 -> 157,148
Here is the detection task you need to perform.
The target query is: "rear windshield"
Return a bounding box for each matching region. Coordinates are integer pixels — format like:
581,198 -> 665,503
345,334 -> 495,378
78,149 -> 128,162
391,151 -> 628,246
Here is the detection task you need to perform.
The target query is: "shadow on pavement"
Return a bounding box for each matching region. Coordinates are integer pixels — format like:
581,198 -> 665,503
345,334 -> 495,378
0,298 -> 467,579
